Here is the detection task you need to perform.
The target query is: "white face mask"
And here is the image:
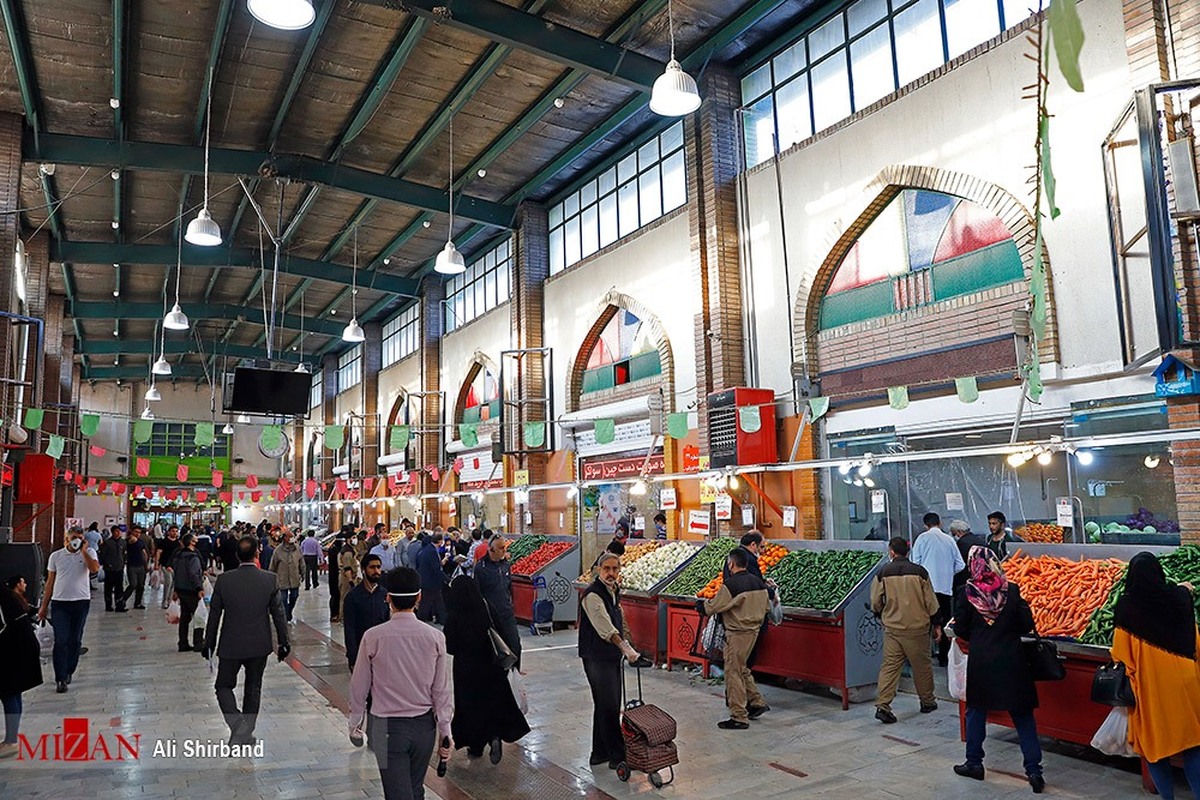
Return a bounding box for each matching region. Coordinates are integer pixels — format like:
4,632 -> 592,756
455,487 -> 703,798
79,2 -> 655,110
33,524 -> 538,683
350,538 -> 358,545
68,538 -> 82,552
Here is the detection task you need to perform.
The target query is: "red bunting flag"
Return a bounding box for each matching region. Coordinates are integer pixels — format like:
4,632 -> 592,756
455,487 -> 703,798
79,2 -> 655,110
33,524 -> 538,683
112,482 -> 126,496
453,457 -> 464,474
180,490 -> 189,502
251,491 -> 262,503
135,458 -> 150,477
195,490 -> 208,502
363,477 -> 375,494
89,445 -> 106,458
237,492 -> 245,501
75,474 -> 85,488
219,491 -> 232,504
245,474 -> 259,490
98,480 -> 108,493
305,479 -> 318,499
86,477 -> 96,489
176,464 -> 188,483
334,478 -> 348,498
430,467 -> 440,483
278,478 -> 292,497
388,474 -> 399,493
211,470 -> 224,488
63,470 -> 74,482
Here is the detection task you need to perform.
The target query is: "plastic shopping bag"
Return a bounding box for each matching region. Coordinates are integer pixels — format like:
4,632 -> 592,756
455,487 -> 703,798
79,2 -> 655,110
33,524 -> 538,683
165,600 -> 181,625
149,569 -> 162,590
192,601 -> 209,631
768,594 -> 784,626
1091,707 -> 1137,757
508,668 -> 529,716
947,639 -> 968,701
36,619 -> 54,659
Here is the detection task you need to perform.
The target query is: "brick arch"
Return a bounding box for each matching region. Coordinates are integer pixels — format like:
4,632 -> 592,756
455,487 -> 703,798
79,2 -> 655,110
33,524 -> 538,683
384,388 -> 413,455
791,165 -> 1058,380
452,350 -> 500,430
566,288 -> 675,413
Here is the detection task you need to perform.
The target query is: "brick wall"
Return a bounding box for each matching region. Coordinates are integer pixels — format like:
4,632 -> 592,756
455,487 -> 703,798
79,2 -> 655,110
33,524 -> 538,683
419,275 -> 444,523
361,322 -> 382,477
511,204 -> 549,533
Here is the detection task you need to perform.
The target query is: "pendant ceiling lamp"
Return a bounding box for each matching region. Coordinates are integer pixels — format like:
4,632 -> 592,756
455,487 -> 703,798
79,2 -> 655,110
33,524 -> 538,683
145,385 -> 162,402
295,291 -> 310,372
185,68 -> 222,246
140,405 -> 155,421
342,228 -> 366,342
247,0 -> 315,30
649,0 -> 701,117
152,356 -> 172,376
163,229 -> 190,330
435,115 -> 466,275
222,420 -> 234,435
152,317 -> 172,376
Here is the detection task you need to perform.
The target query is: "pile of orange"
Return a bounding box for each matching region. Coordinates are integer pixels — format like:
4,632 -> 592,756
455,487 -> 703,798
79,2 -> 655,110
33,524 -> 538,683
1015,523 -> 1065,543
696,543 -> 791,599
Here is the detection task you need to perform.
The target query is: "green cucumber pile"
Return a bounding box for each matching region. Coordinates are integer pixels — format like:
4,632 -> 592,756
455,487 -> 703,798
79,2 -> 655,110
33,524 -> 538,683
663,537 -> 739,596
507,534 -> 548,563
1080,545 -> 1200,646
766,549 -> 881,610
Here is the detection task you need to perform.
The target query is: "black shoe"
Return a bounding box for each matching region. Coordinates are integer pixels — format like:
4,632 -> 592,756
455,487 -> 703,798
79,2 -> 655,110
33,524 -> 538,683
588,755 -> 607,766
875,707 -> 897,724
747,705 -> 770,720
116,607 -> 128,613
489,736 -> 502,764
954,763 -> 985,781
105,607 -> 113,612
469,748 -> 485,759
1029,774 -> 1045,793
178,643 -> 193,652
64,675 -> 72,685
717,719 -> 749,730
920,702 -> 938,713
79,647 -> 88,655
56,681 -> 67,693
134,604 -> 146,609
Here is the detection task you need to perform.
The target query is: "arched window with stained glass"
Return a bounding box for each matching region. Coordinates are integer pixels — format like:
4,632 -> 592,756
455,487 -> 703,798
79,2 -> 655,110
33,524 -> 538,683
581,309 -> 662,394
461,368 -> 499,423
820,189 -> 1023,329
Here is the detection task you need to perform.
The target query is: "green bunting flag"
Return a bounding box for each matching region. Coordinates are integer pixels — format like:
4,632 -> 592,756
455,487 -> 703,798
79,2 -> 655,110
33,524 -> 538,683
23,408 -> 43,430
389,425 -> 410,451
1039,114 -> 1061,220
1047,0 -> 1086,93
955,376 -> 980,404
738,405 -> 762,434
324,424 -> 344,451
666,412 -> 690,440
888,386 -> 910,411
80,413 -> 100,437
594,418 -> 615,445
459,423 -> 479,448
808,396 -> 830,421
133,418 -> 153,444
260,426 -> 282,452
194,421 -> 215,447
523,421 -> 546,448
46,434 -> 64,459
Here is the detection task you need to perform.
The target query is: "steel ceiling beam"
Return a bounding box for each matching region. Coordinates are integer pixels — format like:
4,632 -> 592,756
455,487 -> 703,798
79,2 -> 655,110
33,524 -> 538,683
83,364 -> 210,381
49,240 -> 421,298
29,132 -> 516,229
356,0 -> 665,90
70,301 -> 346,337
78,339 -> 304,362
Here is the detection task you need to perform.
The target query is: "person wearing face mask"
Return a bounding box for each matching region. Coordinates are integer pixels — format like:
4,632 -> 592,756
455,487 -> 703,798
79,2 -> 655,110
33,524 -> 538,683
37,527 -> 100,693
269,530 -> 303,623
343,554 -> 391,670
338,536 -> 362,622
370,534 -> 399,572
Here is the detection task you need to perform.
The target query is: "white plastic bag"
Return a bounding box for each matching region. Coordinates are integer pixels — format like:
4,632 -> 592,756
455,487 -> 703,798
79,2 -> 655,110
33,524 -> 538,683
947,639 -> 968,701
507,668 -> 529,715
192,601 -> 209,631
164,600 -> 181,625
35,619 -> 54,659
149,569 -> 162,590
1091,707 -> 1137,757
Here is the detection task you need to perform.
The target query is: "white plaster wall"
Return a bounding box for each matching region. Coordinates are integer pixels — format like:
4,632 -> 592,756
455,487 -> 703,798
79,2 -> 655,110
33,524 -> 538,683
542,212 -> 696,418
743,0 -> 1135,403
378,354 -> 422,423
440,304 -> 515,425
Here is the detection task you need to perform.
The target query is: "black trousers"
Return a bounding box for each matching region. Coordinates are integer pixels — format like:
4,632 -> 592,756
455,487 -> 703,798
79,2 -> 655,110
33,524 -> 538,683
177,589 -> 200,648
936,593 -> 953,665
329,566 -> 341,620
214,655 -> 268,742
415,590 -> 448,626
103,571 -> 126,610
369,711 -> 436,800
582,657 -> 624,764
304,555 -> 320,589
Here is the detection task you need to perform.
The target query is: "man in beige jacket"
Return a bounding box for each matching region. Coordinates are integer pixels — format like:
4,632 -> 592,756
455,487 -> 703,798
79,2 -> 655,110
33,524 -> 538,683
700,548 -> 770,730
268,530 -> 303,623
871,536 -> 943,724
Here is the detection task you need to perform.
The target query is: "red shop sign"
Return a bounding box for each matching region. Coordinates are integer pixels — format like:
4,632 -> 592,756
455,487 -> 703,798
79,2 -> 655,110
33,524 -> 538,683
580,453 -> 665,482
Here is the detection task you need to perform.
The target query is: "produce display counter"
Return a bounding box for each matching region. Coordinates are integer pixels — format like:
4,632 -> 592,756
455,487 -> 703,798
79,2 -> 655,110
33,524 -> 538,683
660,537 -> 743,672
510,535 -> 581,625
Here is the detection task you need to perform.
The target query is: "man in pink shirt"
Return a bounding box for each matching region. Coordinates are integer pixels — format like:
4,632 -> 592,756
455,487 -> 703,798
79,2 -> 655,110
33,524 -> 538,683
349,567 -> 454,800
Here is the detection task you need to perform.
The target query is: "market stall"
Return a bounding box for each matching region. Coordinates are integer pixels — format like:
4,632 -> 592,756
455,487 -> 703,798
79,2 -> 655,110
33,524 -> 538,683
575,540 -> 704,661
661,537 -> 743,671
510,534 -> 581,624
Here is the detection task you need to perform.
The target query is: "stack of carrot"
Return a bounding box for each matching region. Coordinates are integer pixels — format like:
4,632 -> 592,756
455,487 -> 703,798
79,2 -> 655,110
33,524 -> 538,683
1003,551 -> 1126,638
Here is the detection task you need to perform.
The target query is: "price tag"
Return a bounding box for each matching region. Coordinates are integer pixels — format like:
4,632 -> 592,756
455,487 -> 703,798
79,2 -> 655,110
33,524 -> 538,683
524,511 -> 533,526
741,505 -> 754,527
871,490 -> 886,515
660,488 -> 677,510
634,515 -> 646,531
946,492 -> 964,511
698,456 -> 710,471
513,469 -> 530,487
715,494 -> 732,520
499,513 -> 508,529
559,512 -> 565,529
447,503 -> 456,517
699,481 -> 719,505
467,513 -> 477,530
1056,497 -> 1074,527
688,510 -> 711,535
782,506 -> 797,528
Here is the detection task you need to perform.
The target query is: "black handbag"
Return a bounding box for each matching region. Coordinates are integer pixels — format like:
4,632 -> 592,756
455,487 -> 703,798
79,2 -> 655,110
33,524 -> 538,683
483,599 -> 518,671
1023,634 -> 1066,681
1091,661 -> 1136,707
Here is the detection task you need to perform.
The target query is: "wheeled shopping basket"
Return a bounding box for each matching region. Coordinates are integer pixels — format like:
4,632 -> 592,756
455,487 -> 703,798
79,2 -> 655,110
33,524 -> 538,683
616,661 -> 678,788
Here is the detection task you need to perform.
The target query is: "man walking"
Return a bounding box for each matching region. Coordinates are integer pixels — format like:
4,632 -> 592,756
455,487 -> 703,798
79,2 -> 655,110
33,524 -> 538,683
349,567 -> 453,800
203,536 -> 290,746
98,525 -> 128,613
301,531 -> 322,590
268,529 -> 303,623
700,548 -> 770,729
910,512 -> 963,666
415,533 -> 450,625
328,533 -> 345,623
475,534 -> 520,668
872,537 -> 942,723
124,527 -> 149,609
37,527 -> 99,693
173,533 -> 205,652
156,525 -> 182,609
343,554 -> 391,670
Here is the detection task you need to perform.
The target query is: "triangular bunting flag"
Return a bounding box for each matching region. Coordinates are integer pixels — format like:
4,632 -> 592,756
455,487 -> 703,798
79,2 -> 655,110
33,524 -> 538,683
334,478 -> 348,498
86,477 -> 96,489
459,423 -> 478,448
195,490 -> 208,502
667,412 -> 690,440
219,491 -> 232,504
46,435 -> 65,459
305,479 -> 318,499
808,396 -> 830,421
212,470 -> 224,488
176,464 -> 188,483
279,478 -> 293,497
180,490 -> 189,502
89,445 -> 106,457
63,470 -> 73,482
237,492 -> 245,501
246,474 -> 259,489
251,491 -> 262,503
389,425 -> 410,451
23,408 -> 43,430
955,376 -> 980,404
453,457 -> 464,474
429,466 -> 440,483
167,489 -> 178,501
135,457 -> 150,477
98,480 -> 109,493
523,421 -> 546,448
80,413 -> 100,437
362,477 -> 374,494
324,425 -> 344,451
594,418 -> 615,445
888,386 -> 910,410
194,422 -> 215,447
738,406 -> 762,434
113,483 -> 126,496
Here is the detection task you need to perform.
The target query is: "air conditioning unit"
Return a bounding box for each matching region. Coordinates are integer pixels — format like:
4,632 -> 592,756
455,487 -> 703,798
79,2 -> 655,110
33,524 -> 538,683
707,387 -> 777,468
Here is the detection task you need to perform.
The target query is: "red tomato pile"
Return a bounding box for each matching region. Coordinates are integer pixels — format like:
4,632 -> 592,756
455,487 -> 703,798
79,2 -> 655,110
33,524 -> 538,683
512,541 -> 573,575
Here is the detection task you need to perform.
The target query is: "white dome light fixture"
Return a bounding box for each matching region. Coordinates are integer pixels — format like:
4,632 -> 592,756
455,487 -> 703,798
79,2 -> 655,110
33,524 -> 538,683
247,0 -> 315,30
152,355 -> 172,376
144,384 -> 162,402
342,226 -> 367,342
163,302 -> 189,331
185,67 -> 222,246
222,421 -> 234,435
648,0 -> 701,117
434,114 -> 466,275
140,405 -> 155,420
341,318 -> 365,343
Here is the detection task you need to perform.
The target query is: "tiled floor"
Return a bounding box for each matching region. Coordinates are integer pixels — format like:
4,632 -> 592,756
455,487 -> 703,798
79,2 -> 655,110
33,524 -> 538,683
0,580 -> 1151,799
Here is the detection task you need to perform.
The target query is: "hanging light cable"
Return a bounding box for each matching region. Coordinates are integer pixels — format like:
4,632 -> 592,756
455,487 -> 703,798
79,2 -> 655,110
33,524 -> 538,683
435,113 -> 466,275
164,226 -> 190,330
152,285 -> 172,377
145,320 -> 163,400
649,0 -> 701,117
342,227 -> 366,342
295,288 -> 309,372
185,65 -> 222,246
